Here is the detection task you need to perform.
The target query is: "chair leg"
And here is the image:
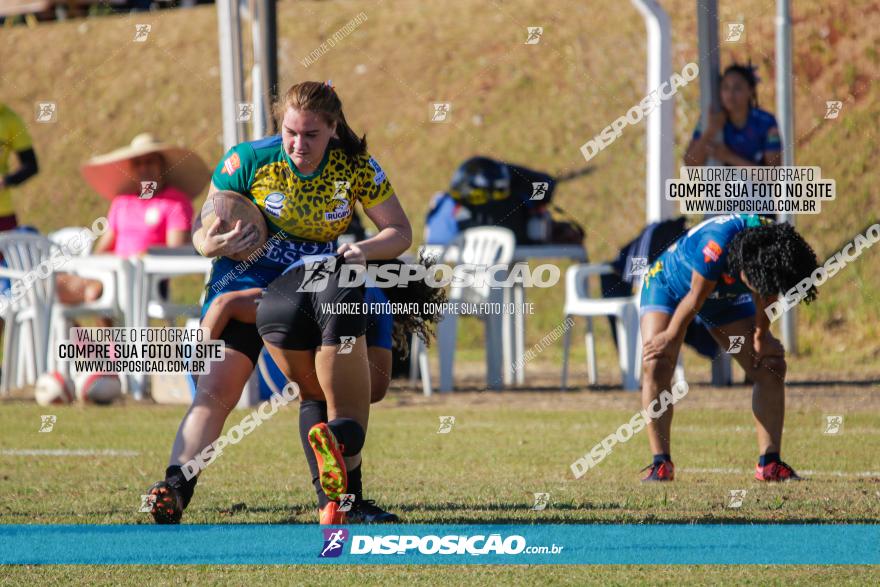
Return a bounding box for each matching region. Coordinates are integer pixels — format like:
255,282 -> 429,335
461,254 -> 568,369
438,310 -> 457,393
674,354 -> 686,384
409,334 -> 421,385
501,286 -> 513,386
1,315 -> 13,395
561,315 -> 572,390
585,316 -> 597,385
9,320 -> 22,391
711,352 -> 732,386
514,283 -> 525,385
485,310 -> 504,391
21,320 -> 35,387
419,344 -> 432,396
617,306 -> 640,391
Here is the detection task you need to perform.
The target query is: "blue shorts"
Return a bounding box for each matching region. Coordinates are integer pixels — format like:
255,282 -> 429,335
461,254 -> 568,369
201,257 -> 281,319
639,258 -> 756,329
363,287 -> 393,350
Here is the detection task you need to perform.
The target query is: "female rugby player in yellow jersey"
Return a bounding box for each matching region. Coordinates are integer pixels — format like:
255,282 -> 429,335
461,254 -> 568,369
148,82 -> 413,525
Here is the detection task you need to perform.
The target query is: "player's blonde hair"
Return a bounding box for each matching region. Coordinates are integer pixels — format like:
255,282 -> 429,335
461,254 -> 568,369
274,81 -> 367,159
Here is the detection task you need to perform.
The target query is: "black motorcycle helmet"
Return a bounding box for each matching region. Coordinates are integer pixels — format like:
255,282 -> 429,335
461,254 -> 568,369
449,156 -> 511,205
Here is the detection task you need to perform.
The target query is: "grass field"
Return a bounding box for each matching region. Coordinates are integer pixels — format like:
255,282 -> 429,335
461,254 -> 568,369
2,374 -> 879,583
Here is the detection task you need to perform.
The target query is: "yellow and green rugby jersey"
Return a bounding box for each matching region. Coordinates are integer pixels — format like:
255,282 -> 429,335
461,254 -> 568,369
0,104 -> 34,217
212,135 -> 395,246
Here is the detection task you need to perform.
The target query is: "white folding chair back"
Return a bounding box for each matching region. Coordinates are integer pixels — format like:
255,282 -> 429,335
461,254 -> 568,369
0,233 -> 58,394
450,226 -> 515,303
438,227 -> 515,392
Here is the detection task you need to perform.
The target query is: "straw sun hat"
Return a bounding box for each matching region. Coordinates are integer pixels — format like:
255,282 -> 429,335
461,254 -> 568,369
80,133 -> 210,200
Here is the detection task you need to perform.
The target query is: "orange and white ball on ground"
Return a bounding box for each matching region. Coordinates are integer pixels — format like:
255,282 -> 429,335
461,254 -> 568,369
35,372 -> 75,406
75,372 -> 122,405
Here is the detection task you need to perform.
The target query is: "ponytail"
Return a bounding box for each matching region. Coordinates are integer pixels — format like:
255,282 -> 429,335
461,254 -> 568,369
336,110 -> 368,159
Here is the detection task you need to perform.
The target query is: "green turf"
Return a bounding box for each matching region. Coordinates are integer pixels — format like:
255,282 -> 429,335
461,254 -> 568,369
1,0 -> 879,374
1,389 -> 878,583
1,565 -> 877,586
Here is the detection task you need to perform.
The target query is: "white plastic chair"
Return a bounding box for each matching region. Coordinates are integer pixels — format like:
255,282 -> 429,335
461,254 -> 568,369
561,264 -> 687,391
0,233 -> 58,394
46,228 -> 133,380
437,227 -> 515,392
561,264 -> 641,391
132,252 -> 213,328
130,252 -> 213,399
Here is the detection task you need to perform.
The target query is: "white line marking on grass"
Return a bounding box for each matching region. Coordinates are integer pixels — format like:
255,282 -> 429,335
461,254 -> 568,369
0,449 -> 140,457
676,426 -> 880,435
682,467 -> 880,478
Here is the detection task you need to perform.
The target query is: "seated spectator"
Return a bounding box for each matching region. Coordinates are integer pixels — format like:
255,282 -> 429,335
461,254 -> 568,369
0,102 -> 39,231
0,102 -> 40,317
57,133 -> 209,307
684,63 -> 782,167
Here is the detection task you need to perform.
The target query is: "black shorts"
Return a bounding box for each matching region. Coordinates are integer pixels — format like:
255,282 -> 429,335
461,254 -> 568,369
256,258 -> 368,351
217,318 -> 264,365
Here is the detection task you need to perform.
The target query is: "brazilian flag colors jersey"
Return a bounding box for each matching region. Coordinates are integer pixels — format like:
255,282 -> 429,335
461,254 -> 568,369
212,135 -> 394,254
0,104 -> 34,217
202,135 -> 395,313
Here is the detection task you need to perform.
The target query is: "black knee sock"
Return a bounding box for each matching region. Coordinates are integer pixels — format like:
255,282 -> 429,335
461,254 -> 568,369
165,465 -> 198,509
348,465 -> 363,501
327,418 -> 365,455
300,400 -> 330,507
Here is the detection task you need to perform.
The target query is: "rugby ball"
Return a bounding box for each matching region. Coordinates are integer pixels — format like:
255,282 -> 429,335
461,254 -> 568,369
75,372 -> 122,405
35,372 -> 75,406
200,190 -> 269,261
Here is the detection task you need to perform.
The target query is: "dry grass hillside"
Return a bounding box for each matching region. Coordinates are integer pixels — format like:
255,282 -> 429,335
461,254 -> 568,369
1,0 -> 878,373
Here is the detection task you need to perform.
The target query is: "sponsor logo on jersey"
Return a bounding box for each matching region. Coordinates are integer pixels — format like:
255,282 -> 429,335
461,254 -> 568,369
324,207 -> 352,221
368,156 -> 386,185
264,192 -> 285,218
222,152 -> 241,175
325,182 -> 351,221
261,240 -> 334,268
702,240 -> 723,263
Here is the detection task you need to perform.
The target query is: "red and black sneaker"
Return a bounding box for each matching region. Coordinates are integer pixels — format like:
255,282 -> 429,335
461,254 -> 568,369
147,480 -> 184,524
641,460 -> 675,482
755,460 -> 802,482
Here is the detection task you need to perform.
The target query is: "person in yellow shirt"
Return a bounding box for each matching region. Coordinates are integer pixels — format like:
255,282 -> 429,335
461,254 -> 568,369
0,103 -> 39,229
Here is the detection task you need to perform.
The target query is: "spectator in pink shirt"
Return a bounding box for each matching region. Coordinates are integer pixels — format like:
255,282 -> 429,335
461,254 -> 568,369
58,134 -> 209,306
91,159 -> 195,256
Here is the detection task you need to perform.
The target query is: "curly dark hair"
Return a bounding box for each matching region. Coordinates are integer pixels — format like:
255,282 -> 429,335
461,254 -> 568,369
727,222 -> 819,303
367,256 -> 447,358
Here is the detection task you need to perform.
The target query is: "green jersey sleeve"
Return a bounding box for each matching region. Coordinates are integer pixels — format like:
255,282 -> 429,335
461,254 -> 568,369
211,143 -> 257,195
